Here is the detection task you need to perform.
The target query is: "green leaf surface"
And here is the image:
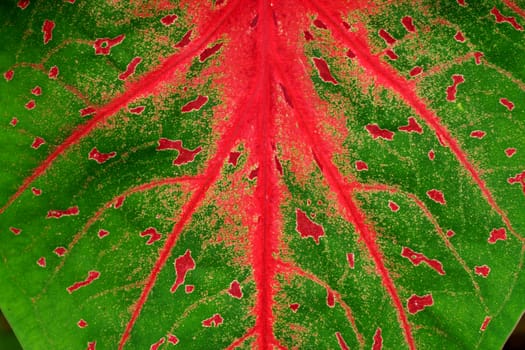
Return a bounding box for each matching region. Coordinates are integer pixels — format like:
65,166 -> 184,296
1,0 -> 524,349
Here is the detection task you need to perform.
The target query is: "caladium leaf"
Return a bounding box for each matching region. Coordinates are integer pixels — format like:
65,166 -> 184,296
1,0 -> 524,349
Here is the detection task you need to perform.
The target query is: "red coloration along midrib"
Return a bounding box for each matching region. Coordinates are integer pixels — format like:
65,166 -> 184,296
0,0 -> 243,215
306,0 -> 523,243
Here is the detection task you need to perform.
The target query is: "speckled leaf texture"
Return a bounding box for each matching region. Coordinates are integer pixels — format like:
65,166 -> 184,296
1,0 -> 524,349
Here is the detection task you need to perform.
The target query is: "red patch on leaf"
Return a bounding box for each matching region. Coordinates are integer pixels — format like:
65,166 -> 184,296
185,285 -> 194,293
156,138 -> 202,165
47,206 -> 79,218
42,19 -> 55,44
365,124 -> 394,140
128,105 -> 145,114
289,303 -> 300,312
118,57 -> 142,81
88,148 -> 117,164
505,148 -> 516,157
181,95 -> 208,112
77,319 -> 88,328
175,30 -> 192,48
488,228 -> 507,243
140,227 -> 162,245
454,31 -> 465,42
446,74 -> 464,102
470,130 -> 486,139
17,0 -> 30,10
202,313 -> 223,327
378,28 -> 396,45
475,265 -> 490,277
199,43 -> 222,62
490,7 -> 523,30
31,86 -> 42,96
37,257 -> 46,267
313,18 -> 327,29
295,208 -> 325,244
160,14 -> 178,26
335,332 -> 349,350
25,100 -> 36,110
407,294 -> 433,314
388,200 -> 399,212
10,118 -> 18,126
98,229 -> 109,239
428,150 -> 435,160
474,51 -> 484,65
480,316 -> 491,331
167,334 -> 179,345
304,30 -> 314,41
4,70 -> 14,81
312,57 -> 338,84
401,16 -> 416,32
355,160 -> 368,171
87,342 -> 96,350
499,98 -> 514,111
426,189 -> 446,205
170,249 -> 195,293
228,151 -> 241,166
346,48 -> 356,59
150,337 -> 165,350
227,280 -> 243,299
446,230 -> 455,238
113,196 -> 125,209
32,187 -> 41,195
31,137 -> 45,149
48,65 -> 59,79
54,247 -> 67,257
372,328 -> 383,350
80,107 -> 96,117
401,247 -> 445,275
385,49 -> 398,60
9,227 -> 21,235
457,0 -> 467,6
66,271 -> 100,293
326,289 -> 335,308
409,66 -> 422,77
93,34 -> 125,55
398,117 -> 423,133
346,253 -> 355,269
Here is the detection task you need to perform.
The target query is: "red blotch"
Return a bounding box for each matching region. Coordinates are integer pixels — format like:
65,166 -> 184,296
175,30 -> 192,48
295,208 -> 325,244
118,57 -> 142,81
202,314 -> 223,327
457,0 -> 467,6
290,303 -> 300,312
10,118 -> 18,126
346,48 -> 356,59
113,196 -> 125,209
499,98 -> 514,111
170,249 -> 195,293
454,31 -> 465,42
446,74 -> 465,102
156,138 -> 202,165
312,57 -> 338,85
228,151 -> 241,166
401,247 -> 445,275
4,70 -> 14,81
199,43 -> 222,62
42,19 -> 55,44
66,271 -> 100,293
385,49 -> 398,60
167,334 -> 179,345
426,189 -> 446,205
407,294 -> 433,314
160,14 -> 178,26
185,285 -> 194,294
88,148 -> 116,164
480,316 -> 491,331
32,187 -> 42,195
508,170 -> 525,195
409,66 -> 422,77
346,252 -> 355,269
372,328 -> 383,350
313,18 -> 327,29
93,34 -> 125,55
490,7 -> 523,30
335,332 -> 350,350
47,206 -> 79,219
474,52 -> 484,65
378,28 -> 396,45
181,95 -> 208,112
446,230 -> 455,238
355,160 -> 368,171
31,137 -> 45,149
87,342 -> 96,350
150,337 -> 165,350
17,0 -> 29,10
97,229 -> 109,239
488,228 -> 507,244
37,257 -> 46,267
304,30 -> 314,41
275,156 -> 283,175
470,130 -> 486,139
401,16 -> 416,32
10,227 -> 22,235
398,117 -> 423,134
31,86 -> 42,96
77,319 -> 88,328
48,65 -> 59,79
505,148 -> 516,157
54,247 -> 67,257
25,100 -> 36,110
80,107 -> 96,117
65,0 -> 75,3
365,124 -> 394,140
140,227 -> 162,245
227,280 -> 243,299
129,105 -> 145,114
326,289 -> 335,308
475,265 -> 490,277
388,200 -> 399,212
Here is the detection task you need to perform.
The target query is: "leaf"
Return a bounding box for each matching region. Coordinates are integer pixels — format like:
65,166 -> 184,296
1,0 -> 524,349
